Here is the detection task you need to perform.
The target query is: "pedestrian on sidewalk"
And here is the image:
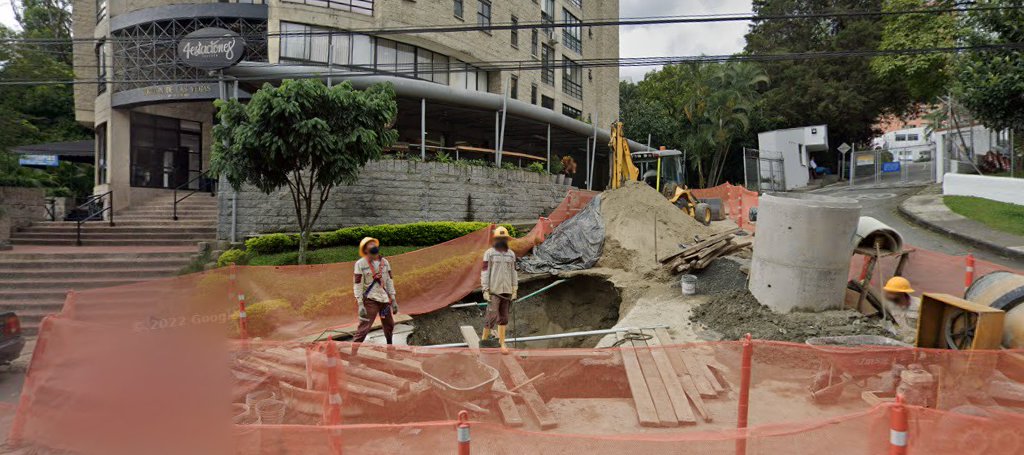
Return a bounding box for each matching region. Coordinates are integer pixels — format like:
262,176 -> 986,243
351,237 -> 398,354
480,226 -> 518,354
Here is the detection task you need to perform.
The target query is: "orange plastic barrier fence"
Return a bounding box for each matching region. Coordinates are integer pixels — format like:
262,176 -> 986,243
691,183 -> 758,231
848,244 -> 1014,298
58,189 -> 596,341
8,319 -> 1024,454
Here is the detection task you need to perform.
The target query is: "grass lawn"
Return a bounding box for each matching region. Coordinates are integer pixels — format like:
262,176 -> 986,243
944,196 -> 1024,237
248,245 -> 424,266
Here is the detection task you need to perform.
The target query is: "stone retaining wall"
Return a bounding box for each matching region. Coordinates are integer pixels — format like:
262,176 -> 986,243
0,187 -> 46,247
218,160 -> 572,239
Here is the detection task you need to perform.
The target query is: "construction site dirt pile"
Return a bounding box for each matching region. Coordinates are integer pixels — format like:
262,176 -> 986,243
596,181 -> 715,273
690,289 -> 889,342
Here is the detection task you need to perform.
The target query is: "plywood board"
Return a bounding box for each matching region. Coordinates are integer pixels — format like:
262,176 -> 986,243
615,333 -> 660,427
460,326 -> 524,427
680,351 -> 718,398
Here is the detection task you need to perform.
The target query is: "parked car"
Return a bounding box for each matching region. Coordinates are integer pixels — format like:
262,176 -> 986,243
0,312 -> 25,365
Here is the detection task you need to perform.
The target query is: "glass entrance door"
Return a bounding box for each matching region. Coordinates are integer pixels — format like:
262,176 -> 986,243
130,112 -> 203,189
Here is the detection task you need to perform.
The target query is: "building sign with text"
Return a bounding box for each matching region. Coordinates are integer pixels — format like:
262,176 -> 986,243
177,27 -> 246,71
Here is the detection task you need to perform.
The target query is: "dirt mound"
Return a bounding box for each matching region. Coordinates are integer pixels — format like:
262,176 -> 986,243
690,289 -> 890,342
596,181 -> 714,273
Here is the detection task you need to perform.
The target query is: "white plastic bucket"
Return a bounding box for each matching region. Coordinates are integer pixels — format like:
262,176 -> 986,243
681,274 -> 698,296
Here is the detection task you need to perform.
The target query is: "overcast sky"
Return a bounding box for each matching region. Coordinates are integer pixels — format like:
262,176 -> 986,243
0,1 -> 752,82
619,0 -> 752,82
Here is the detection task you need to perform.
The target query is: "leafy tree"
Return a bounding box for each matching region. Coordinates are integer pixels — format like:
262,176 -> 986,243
618,80 -> 674,150
955,0 -> 1024,131
871,0 -> 959,102
629,62 -> 768,187
746,0 -> 913,150
211,80 -> 399,264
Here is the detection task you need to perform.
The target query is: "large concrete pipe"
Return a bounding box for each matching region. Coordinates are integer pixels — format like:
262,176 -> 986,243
854,216 -> 903,254
749,193 -> 861,313
964,271 -> 1024,348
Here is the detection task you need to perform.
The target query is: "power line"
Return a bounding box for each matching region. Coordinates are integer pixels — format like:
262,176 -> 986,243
0,4 -> 1019,44
0,42 -> 1019,86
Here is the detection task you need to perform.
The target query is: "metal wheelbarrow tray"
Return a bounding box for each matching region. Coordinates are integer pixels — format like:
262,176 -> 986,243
805,335 -> 915,377
420,353 -> 500,403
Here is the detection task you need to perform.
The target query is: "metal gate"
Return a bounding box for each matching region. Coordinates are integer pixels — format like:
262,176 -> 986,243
848,147 -> 935,188
743,148 -> 786,192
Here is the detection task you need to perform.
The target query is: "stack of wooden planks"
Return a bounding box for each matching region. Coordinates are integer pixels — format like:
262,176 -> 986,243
661,228 -> 752,275
617,328 -> 729,427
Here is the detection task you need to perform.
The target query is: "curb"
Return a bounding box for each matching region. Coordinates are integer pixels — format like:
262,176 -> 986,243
897,198 -> 1024,261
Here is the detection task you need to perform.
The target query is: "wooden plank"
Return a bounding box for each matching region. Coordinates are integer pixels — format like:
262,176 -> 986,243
456,145 -> 547,162
615,333 -> 660,427
349,347 -> 423,375
653,329 -> 711,422
630,338 -> 679,427
680,351 -> 717,398
501,355 -> 558,430
460,326 -> 524,427
660,228 -> 740,264
642,334 -> 696,424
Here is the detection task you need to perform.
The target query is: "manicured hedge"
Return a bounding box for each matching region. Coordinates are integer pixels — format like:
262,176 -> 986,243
244,222 -> 520,255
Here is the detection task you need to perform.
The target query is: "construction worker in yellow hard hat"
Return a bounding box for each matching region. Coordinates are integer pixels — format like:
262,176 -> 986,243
351,237 -> 397,354
480,226 -> 518,354
882,276 -> 920,344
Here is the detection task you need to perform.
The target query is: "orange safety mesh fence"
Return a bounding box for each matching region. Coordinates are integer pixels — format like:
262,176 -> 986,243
9,316 -> 1024,454
848,243 -> 1016,297
58,189 -> 597,341
691,183 -> 759,231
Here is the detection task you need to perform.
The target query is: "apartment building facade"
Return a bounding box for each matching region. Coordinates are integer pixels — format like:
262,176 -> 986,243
73,0 -> 623,211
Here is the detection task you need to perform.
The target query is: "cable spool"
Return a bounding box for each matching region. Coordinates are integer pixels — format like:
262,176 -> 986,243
964,271 -> 1024,348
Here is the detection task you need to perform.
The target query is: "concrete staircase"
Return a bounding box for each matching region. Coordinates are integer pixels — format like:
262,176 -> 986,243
1,193 -> 219,334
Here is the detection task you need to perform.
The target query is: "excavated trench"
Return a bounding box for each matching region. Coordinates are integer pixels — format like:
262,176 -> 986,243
407,275 -> 622,349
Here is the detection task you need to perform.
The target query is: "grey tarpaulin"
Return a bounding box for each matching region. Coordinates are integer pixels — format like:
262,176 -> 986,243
519,195 -> 604,273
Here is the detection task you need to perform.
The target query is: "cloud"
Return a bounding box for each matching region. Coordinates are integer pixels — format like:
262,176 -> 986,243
619,0 -> 752,82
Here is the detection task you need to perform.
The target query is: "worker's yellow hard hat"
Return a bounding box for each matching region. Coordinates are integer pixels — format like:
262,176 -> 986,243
883,276 -> 914,294
359,237 -> 380,258
492,226 -> 511,239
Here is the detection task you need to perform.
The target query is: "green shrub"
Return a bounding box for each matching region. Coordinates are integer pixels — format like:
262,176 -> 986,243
217,249 -> 250,267
527,162 -> 546,174
434,150 -> 453,164
501,162 -> 518,171
245,222 -> 521,255
233,299 -> 298,338
549,156 -> 565,175
300,287 -> 351,319
465,159 -> 488,167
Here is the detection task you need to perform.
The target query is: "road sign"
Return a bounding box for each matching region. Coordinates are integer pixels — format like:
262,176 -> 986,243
837,143 -> 852,154
882,162 -> 901,173
19,154 -> 58,167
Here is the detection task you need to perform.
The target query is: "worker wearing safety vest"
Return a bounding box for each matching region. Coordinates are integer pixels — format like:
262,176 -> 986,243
882,276 -> 920,344
480,226 -> 518,354
352,237 -> 398,352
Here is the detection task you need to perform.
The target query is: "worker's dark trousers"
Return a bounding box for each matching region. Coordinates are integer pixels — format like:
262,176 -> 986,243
484,294 -> 511,329
351,299 -> 394,355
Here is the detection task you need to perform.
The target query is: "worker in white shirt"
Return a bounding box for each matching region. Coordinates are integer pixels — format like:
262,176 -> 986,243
480,227 -> 518,354
352,237 -> 397,353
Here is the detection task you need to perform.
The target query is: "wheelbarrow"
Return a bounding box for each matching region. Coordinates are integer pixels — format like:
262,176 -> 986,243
420,353 -> 501,416
804,335 -> 915,404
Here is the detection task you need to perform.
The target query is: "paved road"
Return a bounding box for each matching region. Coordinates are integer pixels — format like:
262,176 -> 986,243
813,179 -> 1024,270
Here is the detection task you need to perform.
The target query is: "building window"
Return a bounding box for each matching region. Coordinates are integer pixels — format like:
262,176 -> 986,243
541,95 -> 554,110
454,0 -> 463,19
96,0 -> 107,22
477,0 -> 491,31
541,44 -> 554,85
510,75 -> 518,99
562,104 -> 582,119
563,9 -> 582,54
542,0 -> 555,38
510,16 -> 519,48
279,0 -> 373,16
568,0 -> 581,7
895,134 -> 907,142
96,41 -> 106,94
562,56 -> 582,99
531,30 -> 539,58
96,123 -> 107,184
531,84 -> 538,104
907,133 -> 919,141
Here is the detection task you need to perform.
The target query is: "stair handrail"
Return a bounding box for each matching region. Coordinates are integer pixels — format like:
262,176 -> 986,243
173,170 -> 217,221
76,191 -> 114,246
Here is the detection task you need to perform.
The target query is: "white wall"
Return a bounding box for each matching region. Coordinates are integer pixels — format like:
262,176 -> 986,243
758,127 -> 822,190
943,174 -> 1024,206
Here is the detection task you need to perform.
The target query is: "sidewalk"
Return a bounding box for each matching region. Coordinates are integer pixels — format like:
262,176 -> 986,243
899,187 -> 1024,260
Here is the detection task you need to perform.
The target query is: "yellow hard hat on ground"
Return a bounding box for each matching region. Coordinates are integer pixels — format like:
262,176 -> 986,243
359,237 -> 379,258
492,226 -> 511,239
883,276 -> 914,294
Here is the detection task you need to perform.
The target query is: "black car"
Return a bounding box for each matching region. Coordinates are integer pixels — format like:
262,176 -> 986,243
0,312 -> 25,365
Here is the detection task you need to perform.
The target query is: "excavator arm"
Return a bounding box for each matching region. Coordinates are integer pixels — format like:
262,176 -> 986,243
608,121 -> 639,189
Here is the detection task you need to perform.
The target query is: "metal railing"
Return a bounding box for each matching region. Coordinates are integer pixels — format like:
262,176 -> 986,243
173,171 -> 217,221
75,191 -> 113,246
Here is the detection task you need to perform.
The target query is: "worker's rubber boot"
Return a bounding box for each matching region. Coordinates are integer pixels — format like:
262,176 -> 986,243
498,325 -> 509,354
482,327 -> 491,340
